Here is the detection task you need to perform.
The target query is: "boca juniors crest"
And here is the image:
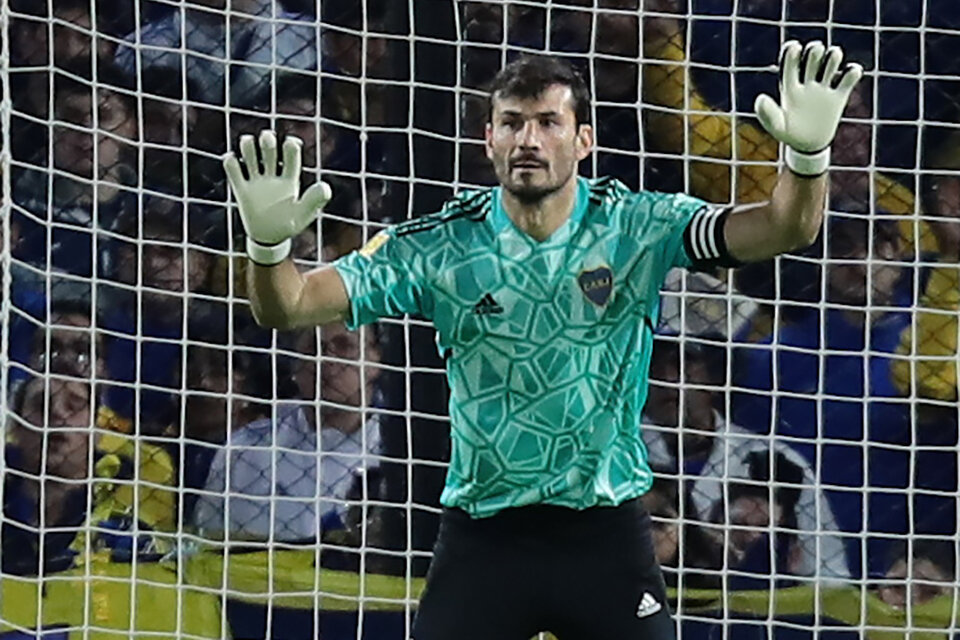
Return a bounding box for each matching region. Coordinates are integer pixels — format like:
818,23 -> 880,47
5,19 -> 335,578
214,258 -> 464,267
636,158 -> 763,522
577,265 -> 613,306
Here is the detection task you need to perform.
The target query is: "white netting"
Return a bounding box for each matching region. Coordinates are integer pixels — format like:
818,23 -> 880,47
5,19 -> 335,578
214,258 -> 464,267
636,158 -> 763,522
1,0 -> 959,638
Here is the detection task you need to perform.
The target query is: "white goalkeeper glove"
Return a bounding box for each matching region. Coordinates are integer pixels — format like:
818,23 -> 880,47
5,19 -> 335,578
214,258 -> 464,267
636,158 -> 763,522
754,40 -> 864,177
223,130 -> 332,266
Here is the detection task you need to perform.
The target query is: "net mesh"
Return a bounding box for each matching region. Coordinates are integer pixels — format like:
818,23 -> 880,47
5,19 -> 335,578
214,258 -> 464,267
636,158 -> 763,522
1,0 -> 959,638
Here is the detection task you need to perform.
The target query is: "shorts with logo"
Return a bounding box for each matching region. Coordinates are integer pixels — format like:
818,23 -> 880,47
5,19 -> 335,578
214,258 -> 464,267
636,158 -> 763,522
411,497 -> 675,640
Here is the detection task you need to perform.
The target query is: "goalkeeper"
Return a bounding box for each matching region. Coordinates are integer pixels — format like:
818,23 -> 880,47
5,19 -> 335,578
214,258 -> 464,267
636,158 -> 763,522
224,44 -> 861,640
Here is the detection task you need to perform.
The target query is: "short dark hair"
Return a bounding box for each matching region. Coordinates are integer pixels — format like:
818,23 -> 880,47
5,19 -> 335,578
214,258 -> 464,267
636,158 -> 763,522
141,67 -> 200,102
650,336 -> 728,386
54,59 -> 136,109
12,0 -> 133,35
49,298 -> 94,322
111,197 -> 185,242
487,56 -> 591,126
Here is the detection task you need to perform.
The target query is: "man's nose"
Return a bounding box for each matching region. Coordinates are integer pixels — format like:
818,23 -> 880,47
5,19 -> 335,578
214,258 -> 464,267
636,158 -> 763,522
518,120 -> 541,148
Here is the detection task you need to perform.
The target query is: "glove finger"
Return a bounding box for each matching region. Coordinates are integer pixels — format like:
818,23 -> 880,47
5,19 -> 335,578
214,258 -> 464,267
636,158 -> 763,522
819,45 -> 843,85
835,62 -> 864,97
294,181 -> 332,231
259,129 -> 279,176
754,94 -> 786,139
222,153 -> 246,192
800,41 -> 825,85
281,135 -> 303,180
301,181 -> 333,215
238,134 -> 260,176
779,40 -> 803,94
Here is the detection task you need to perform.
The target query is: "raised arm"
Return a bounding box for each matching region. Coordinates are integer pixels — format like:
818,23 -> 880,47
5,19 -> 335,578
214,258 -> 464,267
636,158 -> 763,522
247,261 -> 348,330
642,10 -> 917,234
724,41 -> 862,262
224,130 -> 346,330
723,166 -> 827,261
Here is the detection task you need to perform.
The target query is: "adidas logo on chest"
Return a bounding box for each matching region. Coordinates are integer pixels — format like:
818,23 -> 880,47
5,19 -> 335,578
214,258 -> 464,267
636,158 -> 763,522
636,592 -> 663,618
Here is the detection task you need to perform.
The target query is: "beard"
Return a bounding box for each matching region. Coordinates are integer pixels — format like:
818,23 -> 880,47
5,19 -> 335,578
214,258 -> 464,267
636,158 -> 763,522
497,156 -> 575,205
504,174 -> 565,204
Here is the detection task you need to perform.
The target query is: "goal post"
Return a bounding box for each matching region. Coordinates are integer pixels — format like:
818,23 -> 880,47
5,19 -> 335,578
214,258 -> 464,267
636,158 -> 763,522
1,0 -> 959,638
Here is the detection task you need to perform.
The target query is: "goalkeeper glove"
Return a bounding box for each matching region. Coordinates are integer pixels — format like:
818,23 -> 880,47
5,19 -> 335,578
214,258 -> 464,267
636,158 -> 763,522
754,40 -> 864,177
223,130 -> 332,266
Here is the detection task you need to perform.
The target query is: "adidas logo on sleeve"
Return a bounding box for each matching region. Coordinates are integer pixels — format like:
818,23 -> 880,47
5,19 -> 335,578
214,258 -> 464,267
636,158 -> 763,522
636,592 -> 663,618
472,293 -> 504,315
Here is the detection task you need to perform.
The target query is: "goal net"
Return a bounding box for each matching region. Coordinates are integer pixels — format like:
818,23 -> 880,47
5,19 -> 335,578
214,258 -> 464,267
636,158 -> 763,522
1,0 -> 958,638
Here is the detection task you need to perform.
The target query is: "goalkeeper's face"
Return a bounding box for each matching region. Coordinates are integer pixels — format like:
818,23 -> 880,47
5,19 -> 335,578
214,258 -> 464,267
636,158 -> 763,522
485,84 -> 593,202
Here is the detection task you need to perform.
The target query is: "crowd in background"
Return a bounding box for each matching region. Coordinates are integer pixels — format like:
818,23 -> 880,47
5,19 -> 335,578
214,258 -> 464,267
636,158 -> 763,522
3,0 -> 960,633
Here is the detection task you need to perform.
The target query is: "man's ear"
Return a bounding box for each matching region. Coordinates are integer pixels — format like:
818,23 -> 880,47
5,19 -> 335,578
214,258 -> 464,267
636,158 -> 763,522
575,123 -> 594,161
484,122 -> 494,161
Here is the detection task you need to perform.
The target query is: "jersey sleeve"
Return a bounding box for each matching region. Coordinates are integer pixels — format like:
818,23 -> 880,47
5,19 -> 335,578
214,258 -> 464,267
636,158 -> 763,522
332,228 -> 432,330
651,193 -> 737,275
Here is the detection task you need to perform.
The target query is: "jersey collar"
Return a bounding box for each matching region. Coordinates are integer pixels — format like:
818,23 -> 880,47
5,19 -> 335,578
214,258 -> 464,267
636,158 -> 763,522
490,176 -> 589,244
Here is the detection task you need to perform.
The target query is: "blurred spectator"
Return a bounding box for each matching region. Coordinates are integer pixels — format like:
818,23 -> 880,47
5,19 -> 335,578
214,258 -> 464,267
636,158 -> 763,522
658,269 -> 758,342
3,377 -> 93,575
892,129 -> 960,403
184,346 -> 257,447
136,67 -> 216,196
593,1 -> 645,185
99,199 -> 217,435
179,344 -> 275,518
8,0 -> 132,148
460,2 -> 504,90
52,63 -> 136,199
713,456 -> 845,580
113,0 -> 316,109
645,338 -> 727,477
10,0 -> 128,71
227,68 -> 353,191
321,11 -> 390,81
13,60 -> 138,279
733,215 -> 914,577
319,1 -> 399,133
276,74 -> 321,173
641,476 -> 724,588
708,478 -> 803,586
107,198 -> 216,305
271,71 -> 394,190
644,337 -> 848,579
193,322 -> 384,540
140,67 -> 199,150
876,539 -> 957,609
885,130 -> 960,566
3,375 -> 177,575
18,299 -> 105,387
642,478 -> 682,566
6,281 -> 99,390
194,202 -> 382,541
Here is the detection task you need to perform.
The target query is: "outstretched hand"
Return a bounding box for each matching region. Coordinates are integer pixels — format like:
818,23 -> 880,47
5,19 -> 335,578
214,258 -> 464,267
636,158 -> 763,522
223,130 -> 332,265
754,40 -> 864,176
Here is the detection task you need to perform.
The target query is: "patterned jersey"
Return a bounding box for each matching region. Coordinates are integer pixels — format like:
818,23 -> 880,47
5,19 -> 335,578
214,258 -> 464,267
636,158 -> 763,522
334,177 -> 718,517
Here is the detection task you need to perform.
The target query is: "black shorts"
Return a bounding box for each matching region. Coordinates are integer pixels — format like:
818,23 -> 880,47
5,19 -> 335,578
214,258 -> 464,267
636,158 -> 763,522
411,498 -> 674,640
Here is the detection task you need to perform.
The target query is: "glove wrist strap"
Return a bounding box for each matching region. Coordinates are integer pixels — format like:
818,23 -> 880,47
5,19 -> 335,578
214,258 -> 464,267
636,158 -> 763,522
785,146 -> 830,177
247,237 -> 291,266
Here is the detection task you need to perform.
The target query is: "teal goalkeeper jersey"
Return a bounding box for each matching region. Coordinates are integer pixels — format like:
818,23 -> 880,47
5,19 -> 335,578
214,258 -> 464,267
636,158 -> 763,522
333,176 -> 723,517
